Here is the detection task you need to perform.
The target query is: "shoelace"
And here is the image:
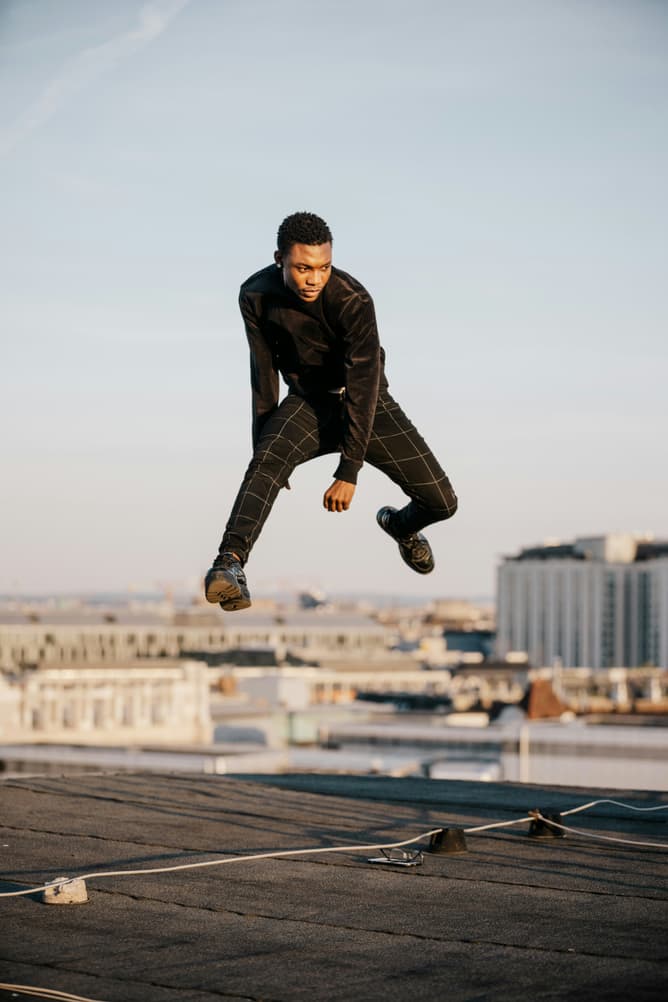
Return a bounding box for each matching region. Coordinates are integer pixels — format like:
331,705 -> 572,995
401,534 -> 430,560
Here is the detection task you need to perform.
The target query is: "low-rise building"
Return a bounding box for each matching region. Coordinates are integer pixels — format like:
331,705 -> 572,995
0,610 -> 390,670
0,659 -> 211,745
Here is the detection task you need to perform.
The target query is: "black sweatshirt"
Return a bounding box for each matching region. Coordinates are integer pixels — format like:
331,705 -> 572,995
239,264 -> 389,485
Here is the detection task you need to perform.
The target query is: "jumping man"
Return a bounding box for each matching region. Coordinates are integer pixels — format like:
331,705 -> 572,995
204,212 -> 458,610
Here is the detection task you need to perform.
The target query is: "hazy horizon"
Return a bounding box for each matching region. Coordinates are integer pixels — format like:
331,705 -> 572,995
0,586 -> 496,607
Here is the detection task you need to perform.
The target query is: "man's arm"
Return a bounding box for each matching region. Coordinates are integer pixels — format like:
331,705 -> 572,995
332,290 -> 382,486
239,293 -> 279,448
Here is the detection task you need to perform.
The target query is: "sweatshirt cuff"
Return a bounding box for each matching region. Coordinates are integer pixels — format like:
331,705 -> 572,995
334,457 -> 362,485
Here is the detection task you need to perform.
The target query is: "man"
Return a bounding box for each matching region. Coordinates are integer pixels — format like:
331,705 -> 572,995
205,212 -> 458,611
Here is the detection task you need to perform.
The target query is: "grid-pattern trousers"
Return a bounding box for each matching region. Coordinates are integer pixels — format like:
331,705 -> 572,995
220,390 -> 458,564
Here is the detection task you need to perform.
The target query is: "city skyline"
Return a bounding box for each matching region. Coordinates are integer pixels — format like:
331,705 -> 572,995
2,0 -> 667,599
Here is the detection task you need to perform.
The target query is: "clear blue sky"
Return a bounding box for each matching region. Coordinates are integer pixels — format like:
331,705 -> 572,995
1,0 -> 666,600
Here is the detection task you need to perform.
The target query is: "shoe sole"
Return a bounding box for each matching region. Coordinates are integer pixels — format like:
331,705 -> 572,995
220,596 -> 252,612
205,572 -> 251,609
205,577 -> 239,604
400,550 -> 434,575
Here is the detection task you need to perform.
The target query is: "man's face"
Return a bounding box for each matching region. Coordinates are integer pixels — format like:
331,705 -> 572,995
275,242 -> 332,303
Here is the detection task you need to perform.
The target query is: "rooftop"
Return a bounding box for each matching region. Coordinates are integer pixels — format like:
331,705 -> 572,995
0,610 -> 387,633
507,532 -> 668,565
1,772 -> 667,1001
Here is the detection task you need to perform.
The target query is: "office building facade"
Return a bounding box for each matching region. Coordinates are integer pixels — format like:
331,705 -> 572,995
496,534 -> 668,668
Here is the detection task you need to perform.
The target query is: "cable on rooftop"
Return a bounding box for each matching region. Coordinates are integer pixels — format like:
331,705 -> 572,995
463,815 -> 534,833
533,812 -> 668,849
1,797 -> 666,901
561,798 -> 668,817
0,828 -> 444,899
0,984 -> 108,1002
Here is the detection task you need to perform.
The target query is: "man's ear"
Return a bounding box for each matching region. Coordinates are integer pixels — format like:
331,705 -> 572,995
274,250 -> 283,269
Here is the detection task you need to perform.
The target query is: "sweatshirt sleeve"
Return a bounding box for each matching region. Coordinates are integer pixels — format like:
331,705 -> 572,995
239,291 -> 279,448
333,290 -> 382,485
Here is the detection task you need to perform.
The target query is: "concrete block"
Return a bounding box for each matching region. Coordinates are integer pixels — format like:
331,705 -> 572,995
42,876 -> 88,905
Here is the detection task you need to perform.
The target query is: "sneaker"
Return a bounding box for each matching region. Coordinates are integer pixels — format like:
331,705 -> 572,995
204,552 -> 252,611
376,506 -> 435,575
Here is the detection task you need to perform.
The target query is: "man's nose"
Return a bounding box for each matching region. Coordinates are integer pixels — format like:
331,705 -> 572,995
306,272 -> 318,285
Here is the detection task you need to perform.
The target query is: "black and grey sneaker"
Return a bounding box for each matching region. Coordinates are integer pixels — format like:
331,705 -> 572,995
204,552 -> 251,611
376,506 -> 435,575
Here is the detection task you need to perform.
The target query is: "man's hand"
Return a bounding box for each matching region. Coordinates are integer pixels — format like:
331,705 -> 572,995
323,479 -> 356,512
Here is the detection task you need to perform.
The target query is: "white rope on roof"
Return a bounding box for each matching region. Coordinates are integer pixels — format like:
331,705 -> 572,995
464,816 -> 534,833
1,797 -> 666,901
533,812 -> 668,849
0,828 -> 445,899
0,984 -> 108,1002
562,798 -> 668,817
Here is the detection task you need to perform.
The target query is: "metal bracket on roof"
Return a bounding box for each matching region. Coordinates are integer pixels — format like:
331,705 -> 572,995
528,809 -> 566,839
367,847 -> 424,868
428,828 -> 468,854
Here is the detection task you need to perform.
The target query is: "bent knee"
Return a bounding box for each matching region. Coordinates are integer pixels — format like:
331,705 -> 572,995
429,489 -> 458,522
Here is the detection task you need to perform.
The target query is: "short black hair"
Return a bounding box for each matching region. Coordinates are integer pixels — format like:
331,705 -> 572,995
276,212 -> 333,254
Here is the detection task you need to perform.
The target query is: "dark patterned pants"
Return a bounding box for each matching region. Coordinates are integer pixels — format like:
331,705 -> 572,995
220,389 -> 458,564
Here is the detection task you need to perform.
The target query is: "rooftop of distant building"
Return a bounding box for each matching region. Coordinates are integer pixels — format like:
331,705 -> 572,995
507,532 -> 668,564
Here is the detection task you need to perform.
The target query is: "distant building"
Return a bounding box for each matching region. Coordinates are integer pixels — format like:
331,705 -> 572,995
424,598 -> 495,632
496,534 -> 668,669
0,660 -> 211,745
444,629 -> 495,659
0,611 -> 390,672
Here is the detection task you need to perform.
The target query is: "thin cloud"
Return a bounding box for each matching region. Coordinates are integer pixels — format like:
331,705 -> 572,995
0,0 -> 190,158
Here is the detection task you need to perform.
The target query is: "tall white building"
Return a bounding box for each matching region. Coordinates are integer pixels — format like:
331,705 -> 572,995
496,534 -> 668,669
